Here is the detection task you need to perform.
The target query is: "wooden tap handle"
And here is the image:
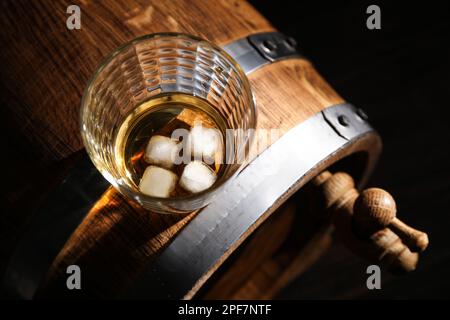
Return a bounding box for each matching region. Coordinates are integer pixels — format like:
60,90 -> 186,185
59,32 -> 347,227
311,171 -> 428,273
353,188 -> 429,252
390,219 -> 429,253
369,228 -> 419,273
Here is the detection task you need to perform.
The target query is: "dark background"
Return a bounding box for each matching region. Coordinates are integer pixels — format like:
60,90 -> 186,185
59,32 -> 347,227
247,0 -> 450,299
1,0 -> 449,299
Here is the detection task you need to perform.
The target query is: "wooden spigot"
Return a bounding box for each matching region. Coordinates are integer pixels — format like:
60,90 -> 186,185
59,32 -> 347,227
353,188 -> 429,253
311,171 -> 429,273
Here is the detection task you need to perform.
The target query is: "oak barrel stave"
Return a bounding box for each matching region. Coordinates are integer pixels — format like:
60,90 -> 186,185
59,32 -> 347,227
0,0 -> 379,299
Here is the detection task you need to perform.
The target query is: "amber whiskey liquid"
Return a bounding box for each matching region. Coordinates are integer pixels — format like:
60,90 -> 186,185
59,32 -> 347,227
114,93 -> 226,197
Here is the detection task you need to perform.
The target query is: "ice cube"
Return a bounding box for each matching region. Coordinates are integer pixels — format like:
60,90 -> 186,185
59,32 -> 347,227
179,161 -> 217,193
187,124 -> 222,164
144,135 -> 179,169
139,166 -> 177,198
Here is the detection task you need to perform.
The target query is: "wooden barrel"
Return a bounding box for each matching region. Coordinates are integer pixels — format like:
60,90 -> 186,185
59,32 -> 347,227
1,0 -> 382,299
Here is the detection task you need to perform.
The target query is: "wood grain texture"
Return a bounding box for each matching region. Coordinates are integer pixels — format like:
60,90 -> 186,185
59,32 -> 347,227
2,0 -> 445,300
0,0 -> 352,299
229,229 -> 332,300
353,188 -> 429,253
202,201 -> 333,300
0,0 -> 273,162
38,188 -> 198,298
35,136 -> 381,299
38,57 -> 344,298
249,59 -> 343,135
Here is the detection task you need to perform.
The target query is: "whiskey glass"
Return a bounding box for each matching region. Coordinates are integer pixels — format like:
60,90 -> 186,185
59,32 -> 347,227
80,33 -> 256,213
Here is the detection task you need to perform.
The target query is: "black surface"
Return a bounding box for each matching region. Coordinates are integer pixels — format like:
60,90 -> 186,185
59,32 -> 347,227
248,0 -> 450,299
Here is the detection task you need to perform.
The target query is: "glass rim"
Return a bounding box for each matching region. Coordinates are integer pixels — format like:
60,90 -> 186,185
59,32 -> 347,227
79,32 -> 257,206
